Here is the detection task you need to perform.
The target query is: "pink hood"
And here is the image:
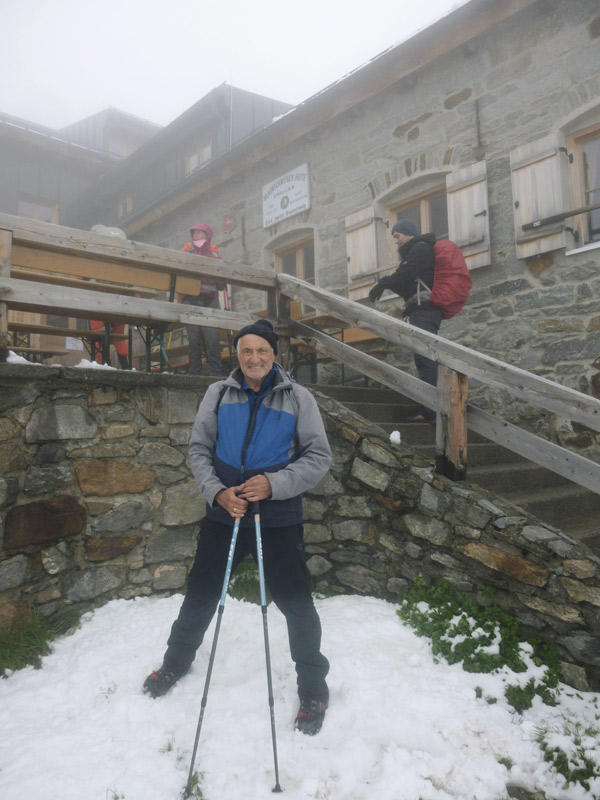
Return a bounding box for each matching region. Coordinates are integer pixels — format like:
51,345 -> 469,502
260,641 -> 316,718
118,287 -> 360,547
190,223 -> 213,255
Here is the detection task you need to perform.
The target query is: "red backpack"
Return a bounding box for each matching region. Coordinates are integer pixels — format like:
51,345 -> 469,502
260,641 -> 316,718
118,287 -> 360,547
430,240 -> 472,319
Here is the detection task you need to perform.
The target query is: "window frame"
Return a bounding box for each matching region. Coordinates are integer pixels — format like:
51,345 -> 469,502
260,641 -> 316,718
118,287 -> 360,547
273,236 -> 316,317
17,194 -> 59,224
385,185 -> 448,265
184,138 -> 213,176
567,123 -> 600,246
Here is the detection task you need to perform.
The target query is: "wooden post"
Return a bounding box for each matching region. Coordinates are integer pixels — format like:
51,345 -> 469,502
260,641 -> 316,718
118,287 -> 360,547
0,230 -> 12,362
435,365 -> 468,481
274,288 -> 292,371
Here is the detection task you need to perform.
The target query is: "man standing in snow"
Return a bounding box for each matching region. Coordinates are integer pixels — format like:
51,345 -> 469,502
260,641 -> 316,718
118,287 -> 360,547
144,319 -> 332,735
368,218 -> 441,423
180,223 -> 226,376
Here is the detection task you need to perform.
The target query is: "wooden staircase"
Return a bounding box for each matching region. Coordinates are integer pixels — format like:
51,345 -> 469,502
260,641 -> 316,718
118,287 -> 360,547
312,383 -> 600,553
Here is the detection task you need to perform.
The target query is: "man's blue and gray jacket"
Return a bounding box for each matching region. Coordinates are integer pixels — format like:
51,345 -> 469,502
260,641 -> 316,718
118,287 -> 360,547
188,363 -> 332,528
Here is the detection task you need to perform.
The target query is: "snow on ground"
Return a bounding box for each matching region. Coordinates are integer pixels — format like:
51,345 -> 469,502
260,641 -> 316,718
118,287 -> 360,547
6,353 -> 121,369
1,593 -> 598,800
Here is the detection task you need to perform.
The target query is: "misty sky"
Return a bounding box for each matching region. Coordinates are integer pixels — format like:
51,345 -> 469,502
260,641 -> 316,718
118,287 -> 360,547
3,0 -> 465,131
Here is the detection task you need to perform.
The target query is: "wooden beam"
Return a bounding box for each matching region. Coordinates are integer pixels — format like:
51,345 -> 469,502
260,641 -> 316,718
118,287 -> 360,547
0,212 -> 276,291
435,366 -> 468,481
11,267 -> 160,297
0,277 -> 262,331
278,274 -> 600,433
277,291 -> 292,371
8,321 -> 127,341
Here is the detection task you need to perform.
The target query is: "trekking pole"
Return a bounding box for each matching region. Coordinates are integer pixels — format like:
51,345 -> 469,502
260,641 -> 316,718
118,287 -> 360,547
253,502 -> 283,793
183,516 -> 241,799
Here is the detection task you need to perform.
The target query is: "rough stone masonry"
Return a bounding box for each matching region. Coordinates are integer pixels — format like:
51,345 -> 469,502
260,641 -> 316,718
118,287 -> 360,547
0,364 -> 598,690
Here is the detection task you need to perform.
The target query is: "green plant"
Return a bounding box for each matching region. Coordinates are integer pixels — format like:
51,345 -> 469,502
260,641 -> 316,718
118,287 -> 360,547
186,771 -> 206,799
397,578 -> 560,712
159,734 -> 175,753
0,609 -> 81,674
536,718 -> 600,794
227,555 -> 269,604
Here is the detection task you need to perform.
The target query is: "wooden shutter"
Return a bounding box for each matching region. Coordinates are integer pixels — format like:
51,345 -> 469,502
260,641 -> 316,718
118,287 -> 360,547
345,208 -> 379,301
345,208 -> 378,280
510,134 -> 569,258
446,161 -> 490,269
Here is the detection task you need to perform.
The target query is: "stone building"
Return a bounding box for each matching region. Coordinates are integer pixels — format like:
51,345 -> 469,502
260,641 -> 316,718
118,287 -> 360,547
0,108 -> 160,226
87,0 -> 600,415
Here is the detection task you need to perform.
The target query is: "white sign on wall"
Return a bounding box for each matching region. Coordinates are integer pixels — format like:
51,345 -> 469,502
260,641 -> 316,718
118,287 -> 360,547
262,164 -> 310,228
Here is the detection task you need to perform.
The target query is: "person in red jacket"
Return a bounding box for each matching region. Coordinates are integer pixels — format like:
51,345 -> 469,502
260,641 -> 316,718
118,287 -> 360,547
89,320 -> 130,369
180,223 -> 226,375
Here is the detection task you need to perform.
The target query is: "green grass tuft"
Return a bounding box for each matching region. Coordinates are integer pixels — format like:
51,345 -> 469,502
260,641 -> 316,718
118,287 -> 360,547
0,609 -> 81,675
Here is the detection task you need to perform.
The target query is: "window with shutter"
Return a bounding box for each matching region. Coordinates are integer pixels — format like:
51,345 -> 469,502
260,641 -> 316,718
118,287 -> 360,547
446,161 -> 490,270
510,134 -> 569,258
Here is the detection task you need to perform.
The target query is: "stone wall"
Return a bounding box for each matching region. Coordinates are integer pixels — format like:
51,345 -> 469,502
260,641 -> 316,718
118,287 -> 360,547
0,364 -> 598,691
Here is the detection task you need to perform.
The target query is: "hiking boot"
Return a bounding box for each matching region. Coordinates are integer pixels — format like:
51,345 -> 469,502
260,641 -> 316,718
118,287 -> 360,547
143,665 -> 182,698
294,699 -> 328,735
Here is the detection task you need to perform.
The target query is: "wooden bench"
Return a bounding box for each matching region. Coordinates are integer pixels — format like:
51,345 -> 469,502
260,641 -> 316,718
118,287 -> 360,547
12,268 -> 160,298
9,346 -> 70,362
8,321 -> 128,342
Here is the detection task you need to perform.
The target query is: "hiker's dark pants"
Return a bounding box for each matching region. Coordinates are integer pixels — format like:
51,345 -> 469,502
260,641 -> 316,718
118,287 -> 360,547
182,296 -> 223,376
409,307 -> 443,419
164,517 -> 330,702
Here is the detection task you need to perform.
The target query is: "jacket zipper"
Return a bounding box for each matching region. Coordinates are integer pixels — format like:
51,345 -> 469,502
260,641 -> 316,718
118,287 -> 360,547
239,382 -> 283,480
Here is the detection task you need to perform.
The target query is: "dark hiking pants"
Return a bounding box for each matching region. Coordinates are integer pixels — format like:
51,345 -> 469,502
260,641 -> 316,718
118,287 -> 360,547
409,306 -> 443,419
163,517 -> 330,702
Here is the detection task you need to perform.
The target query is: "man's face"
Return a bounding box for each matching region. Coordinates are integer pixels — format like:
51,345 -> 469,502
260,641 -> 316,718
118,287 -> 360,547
392,231 -> 413,248
237,334 -> 275,387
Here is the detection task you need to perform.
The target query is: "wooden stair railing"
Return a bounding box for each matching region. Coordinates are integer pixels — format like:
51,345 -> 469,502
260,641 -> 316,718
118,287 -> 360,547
276,274 -> 600,492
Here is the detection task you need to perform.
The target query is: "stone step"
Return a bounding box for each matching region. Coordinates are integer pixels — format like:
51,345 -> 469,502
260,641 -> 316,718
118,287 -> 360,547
377,421 -> 494,448
344,401 -> 417,422
311,384 -> 402,404
550,513 -> 600,551
466,461 -> 573,494
510,484 -> 600,524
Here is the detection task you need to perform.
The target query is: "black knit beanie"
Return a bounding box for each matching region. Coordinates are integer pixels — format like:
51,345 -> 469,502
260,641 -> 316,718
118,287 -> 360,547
233,319 -> 278,355
391,218 -> 418,237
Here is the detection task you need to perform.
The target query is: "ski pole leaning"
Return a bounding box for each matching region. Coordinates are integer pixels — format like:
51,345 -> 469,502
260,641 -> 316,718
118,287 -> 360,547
253,501 -> 283,794
183,516 -> 241,799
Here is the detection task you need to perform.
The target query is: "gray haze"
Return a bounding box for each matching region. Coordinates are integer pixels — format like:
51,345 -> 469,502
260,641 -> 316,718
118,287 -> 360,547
2,0 -> 464,129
